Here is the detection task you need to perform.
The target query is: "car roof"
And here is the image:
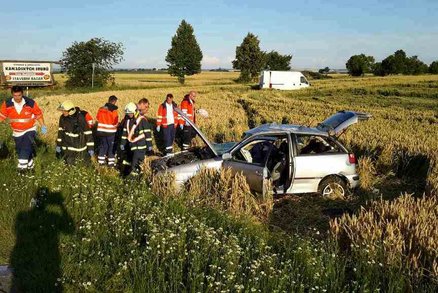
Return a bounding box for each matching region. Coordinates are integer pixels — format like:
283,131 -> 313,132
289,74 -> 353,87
244,123 -> 328,136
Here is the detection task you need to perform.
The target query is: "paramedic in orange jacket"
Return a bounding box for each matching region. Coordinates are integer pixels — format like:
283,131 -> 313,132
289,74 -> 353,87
179,90 -> 197,150
156,93 -> 179,154
96,95 -> 119,166
0,86 -> 47,171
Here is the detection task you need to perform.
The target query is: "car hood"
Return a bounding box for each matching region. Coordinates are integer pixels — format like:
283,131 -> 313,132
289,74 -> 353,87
174,107 -> 219,156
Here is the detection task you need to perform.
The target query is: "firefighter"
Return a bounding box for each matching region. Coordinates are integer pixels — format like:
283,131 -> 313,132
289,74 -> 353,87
119,102 -> 138,176
0,86 -> 47,172
179,90 -> 197,150
56,101 -> 94,165
96,95 -> 119,167
127,98 -> 153,176
156,93 -> 179,155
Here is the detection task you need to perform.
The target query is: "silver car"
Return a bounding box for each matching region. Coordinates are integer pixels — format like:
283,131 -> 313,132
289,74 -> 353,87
152,109 -> 371,197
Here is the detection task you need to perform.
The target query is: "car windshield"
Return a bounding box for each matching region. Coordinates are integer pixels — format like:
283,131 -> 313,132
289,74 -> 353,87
213,142 -> 236,155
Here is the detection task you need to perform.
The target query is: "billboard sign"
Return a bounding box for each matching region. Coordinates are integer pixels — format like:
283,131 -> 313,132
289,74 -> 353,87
1,61 -> 54,86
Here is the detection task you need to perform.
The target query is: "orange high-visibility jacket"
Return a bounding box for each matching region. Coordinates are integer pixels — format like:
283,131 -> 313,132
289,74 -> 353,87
84,112 -> 94,128
0,97 -> 43,136
96,103 -> 118,135
156,101 -> 179,128
179,96 -> 195,126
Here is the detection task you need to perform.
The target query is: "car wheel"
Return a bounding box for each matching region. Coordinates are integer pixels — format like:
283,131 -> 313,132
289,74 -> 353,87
318,176 -> 350,199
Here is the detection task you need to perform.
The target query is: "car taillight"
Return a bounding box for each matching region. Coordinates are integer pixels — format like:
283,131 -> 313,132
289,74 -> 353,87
348,153 -> 357,164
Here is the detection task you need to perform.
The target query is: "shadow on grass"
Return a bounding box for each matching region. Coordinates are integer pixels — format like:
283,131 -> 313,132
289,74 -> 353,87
269,194 -> 357,236
10,187 -> 74,292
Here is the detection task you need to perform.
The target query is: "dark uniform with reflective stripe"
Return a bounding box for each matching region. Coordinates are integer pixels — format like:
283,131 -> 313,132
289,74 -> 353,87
119,114 -> 136,176
127,115 -> 153,175
56,108 -> 94,165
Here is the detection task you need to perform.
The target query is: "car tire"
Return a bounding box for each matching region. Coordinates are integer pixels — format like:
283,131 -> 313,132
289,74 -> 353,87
318,176 -> 351,198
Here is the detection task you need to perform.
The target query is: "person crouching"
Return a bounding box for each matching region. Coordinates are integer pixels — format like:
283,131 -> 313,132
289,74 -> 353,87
56,101 -> 94,165
156,93 -> 178,155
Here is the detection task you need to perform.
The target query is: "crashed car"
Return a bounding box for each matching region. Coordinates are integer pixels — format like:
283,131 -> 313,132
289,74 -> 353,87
152,108 -> 371,197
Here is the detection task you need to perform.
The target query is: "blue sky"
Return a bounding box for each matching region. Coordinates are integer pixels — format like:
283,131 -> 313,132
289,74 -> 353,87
1,0 -> 437,69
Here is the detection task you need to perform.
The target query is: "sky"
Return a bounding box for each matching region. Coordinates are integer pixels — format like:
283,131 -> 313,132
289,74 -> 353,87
1,0 -> 437,69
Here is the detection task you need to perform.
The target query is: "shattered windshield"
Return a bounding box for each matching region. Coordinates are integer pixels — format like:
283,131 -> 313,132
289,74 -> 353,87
212,142 -> 236,155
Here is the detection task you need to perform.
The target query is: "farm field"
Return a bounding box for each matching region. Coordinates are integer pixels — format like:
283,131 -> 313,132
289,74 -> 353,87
0,72 -> 437,291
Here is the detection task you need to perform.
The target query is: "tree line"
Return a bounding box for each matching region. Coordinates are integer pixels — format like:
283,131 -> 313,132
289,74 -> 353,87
60,21 -> 291,87
346,50 -> 438,76
59,20 -> 438,88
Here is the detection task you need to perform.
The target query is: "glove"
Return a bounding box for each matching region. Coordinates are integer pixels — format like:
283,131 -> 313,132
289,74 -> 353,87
88,150 -> 94,157
148,147 -> 153,152
41,125 -> 47,135
56,146 -> 61,153
156,126 -> 161,132
180,124 -> 184,130
120,145 -> 125,151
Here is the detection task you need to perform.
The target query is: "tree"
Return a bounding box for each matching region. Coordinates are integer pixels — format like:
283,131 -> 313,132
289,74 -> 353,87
372,62 -> 386,76
318,67 -> 330,74
406,56 -> 428,75
61,38 -> 124,88
378,50 -> 429,76
265,51 -> 292,71
233,33 -> 266,82
165,20 -> 203,84
346,54 -> 375,76
430,61 -> 438,74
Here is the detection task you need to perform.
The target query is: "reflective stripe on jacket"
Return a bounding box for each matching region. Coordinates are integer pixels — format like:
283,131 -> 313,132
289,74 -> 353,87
157,101 -> 179,127
96,103 -> 118,135
56,108 -> 94,153
0,97 -> 43,136
128,115 -> 153,150
179,96 -> 195,126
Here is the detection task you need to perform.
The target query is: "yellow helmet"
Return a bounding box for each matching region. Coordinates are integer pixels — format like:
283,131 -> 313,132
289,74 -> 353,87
58,100 -> 75,112
124,102 -> 137,114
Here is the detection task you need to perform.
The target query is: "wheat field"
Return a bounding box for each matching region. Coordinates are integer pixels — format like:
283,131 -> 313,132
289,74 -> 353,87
1,72 -> 437,291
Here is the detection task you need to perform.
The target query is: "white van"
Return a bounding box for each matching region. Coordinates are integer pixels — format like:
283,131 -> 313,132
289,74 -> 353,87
259,71 -> 310,90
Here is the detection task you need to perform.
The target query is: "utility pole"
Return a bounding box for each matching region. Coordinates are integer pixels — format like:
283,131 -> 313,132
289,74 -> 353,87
92,63 -> 95,88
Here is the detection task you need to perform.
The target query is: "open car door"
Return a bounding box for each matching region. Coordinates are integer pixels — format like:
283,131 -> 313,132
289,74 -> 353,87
222,137 -> 278,194
316,110 -> 372,137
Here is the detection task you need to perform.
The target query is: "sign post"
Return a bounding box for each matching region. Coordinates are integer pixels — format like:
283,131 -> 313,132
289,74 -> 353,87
92,63 -> 95,88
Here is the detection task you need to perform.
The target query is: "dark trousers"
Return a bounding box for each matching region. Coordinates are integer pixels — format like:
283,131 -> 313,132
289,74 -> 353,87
162,125 -> 176,154
131,150 -> 146,175
13,131 -> 36,170
182,126 -> 196,150
98,135 -> 115,165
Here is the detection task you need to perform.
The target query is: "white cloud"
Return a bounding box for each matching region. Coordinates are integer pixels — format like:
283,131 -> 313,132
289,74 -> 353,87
202,55 -> 221,68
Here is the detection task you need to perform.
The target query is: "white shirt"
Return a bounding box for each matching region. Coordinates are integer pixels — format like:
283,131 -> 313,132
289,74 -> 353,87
165,102 -> 174,125
12,98 -> 37,137
13,98 -> 25,114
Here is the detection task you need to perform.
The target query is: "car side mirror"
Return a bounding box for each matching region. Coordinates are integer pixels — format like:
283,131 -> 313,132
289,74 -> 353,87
222,153 -> 232,160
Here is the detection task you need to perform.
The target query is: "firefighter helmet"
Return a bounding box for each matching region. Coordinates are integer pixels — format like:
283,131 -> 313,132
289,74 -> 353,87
58,100 -> 76,114
124,102 -> 137,114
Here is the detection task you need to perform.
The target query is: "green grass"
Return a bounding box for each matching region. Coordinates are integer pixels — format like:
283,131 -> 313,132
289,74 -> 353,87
0,132 -> 435,292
